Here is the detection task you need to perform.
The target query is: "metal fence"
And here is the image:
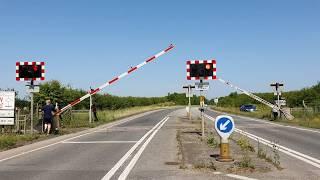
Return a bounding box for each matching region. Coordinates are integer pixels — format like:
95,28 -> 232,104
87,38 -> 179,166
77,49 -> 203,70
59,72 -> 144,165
290,107 -> 320,114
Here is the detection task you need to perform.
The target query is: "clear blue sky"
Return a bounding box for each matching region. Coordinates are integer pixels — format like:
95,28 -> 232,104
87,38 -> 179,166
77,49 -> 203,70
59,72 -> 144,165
0,0 -> 319,99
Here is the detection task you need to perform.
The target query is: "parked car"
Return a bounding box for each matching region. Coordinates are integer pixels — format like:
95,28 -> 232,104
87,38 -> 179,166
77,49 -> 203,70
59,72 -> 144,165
240,104 -> 257,112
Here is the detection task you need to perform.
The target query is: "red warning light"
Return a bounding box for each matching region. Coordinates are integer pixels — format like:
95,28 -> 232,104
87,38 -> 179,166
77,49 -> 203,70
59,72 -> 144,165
205,64 -> 211,70
16,62 -> 45,81
33,65 -> 38,72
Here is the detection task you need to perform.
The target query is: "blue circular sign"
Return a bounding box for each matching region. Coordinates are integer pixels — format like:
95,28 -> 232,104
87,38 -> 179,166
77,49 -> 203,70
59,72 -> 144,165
217,117 -> 234,133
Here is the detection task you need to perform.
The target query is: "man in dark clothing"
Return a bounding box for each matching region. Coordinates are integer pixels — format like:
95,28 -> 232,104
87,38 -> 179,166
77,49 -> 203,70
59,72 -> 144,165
42,100 -> 55,135
92,103 -> 98,121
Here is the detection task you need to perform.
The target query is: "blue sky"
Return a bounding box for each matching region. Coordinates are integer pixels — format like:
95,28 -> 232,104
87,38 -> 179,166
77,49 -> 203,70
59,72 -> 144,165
0,0 -> 319,99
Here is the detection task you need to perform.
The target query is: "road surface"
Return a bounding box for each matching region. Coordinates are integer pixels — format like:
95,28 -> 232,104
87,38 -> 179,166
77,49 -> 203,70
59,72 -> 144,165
1,107 -> 320,180
205,109 -> 320,179
0,109 -> 177,180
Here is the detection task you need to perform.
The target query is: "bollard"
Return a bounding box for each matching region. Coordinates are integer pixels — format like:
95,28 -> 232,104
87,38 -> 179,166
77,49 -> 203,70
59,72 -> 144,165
214,115 -> 235,162
217,138 -> 233,162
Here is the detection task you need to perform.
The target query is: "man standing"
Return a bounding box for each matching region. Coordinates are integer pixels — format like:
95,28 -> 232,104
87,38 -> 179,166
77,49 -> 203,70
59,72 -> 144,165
42,99 -> 55,135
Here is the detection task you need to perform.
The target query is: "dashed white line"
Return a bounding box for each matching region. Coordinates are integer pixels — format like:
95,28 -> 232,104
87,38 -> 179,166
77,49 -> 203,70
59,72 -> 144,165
226,173 -> 258,180
235,129 -> 320,169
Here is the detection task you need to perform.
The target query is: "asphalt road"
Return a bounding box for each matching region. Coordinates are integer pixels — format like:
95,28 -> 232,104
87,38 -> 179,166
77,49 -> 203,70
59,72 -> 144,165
0,109 -> 176,180
205,109 -> 320,164
1,107 -> 320,180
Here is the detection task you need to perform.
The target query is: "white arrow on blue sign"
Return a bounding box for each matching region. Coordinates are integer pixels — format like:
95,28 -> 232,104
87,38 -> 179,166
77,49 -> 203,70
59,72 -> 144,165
215,115 -> 235,140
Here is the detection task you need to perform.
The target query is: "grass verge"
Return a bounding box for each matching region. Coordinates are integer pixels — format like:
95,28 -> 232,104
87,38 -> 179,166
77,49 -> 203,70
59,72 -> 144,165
0,134 -> 45,151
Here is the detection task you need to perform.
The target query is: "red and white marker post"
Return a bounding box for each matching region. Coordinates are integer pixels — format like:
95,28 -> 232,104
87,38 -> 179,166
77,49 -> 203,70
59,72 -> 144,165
57,44 -> 175,115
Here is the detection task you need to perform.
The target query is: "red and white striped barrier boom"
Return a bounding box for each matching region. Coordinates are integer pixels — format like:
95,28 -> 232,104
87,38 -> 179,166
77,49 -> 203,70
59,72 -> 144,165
57,44 -> 175,115
218,78 -> 294,120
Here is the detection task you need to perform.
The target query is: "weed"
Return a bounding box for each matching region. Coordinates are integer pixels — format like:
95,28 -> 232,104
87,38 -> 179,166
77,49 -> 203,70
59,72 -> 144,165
194,161 -> 216,170
236,152 -> 255,169
257,140 -> 267,159
237,136 -> 255,152
271,141 -> 281,169
207,136 -> 218,148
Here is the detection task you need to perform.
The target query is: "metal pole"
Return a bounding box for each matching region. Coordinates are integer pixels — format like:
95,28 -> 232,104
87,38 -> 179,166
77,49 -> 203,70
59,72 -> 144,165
277,90 -> 280,118
30,92 -> 34,134
201,91 -> 204,139
199,79 -> 204,139
89,94 -> 92,123
188,86 -> 191,120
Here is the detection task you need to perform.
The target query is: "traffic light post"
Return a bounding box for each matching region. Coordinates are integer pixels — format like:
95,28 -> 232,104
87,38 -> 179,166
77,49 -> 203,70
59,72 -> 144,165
26,80 -> 40,134
16,62 -> 45,134
186,60 -> 216,140
183,85 -> 195,120
199,79 -> 205,139
30,81 -> 34,134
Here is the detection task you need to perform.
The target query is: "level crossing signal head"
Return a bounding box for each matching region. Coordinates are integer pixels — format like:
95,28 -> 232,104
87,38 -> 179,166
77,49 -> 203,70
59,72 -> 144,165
186,60 -> 216,80
16,62 -> 45,81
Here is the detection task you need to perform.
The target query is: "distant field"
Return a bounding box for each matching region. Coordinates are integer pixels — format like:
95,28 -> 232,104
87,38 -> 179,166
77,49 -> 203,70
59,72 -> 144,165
211,105 -> 320,129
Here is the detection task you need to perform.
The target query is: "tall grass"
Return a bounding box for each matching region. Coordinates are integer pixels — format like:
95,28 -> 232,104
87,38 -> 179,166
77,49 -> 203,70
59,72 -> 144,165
0,134 -> 42,151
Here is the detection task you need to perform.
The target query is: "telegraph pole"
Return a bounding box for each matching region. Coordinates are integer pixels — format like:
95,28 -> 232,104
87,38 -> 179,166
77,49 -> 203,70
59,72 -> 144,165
183,85 -> 195,120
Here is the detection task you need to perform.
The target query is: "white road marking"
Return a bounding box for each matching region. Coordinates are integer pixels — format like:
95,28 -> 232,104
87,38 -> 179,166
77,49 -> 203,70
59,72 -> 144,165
235,129 -> 320,169
204,113 -> 320,169
210,109 -> 320,134
101,116 -> 169,180
118,117 -> 170,180
0,112 -> 154,163
226,174 -> 258,180
62,141 -> 138,144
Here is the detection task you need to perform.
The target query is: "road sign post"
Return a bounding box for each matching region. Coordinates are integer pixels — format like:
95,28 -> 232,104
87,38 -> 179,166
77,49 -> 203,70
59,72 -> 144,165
183,85 -> 195,120
215,115 -> 235,162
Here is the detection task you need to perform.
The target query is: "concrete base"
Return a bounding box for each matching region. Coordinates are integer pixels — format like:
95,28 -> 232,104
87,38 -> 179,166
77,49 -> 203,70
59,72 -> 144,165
216,156 -> 234,162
